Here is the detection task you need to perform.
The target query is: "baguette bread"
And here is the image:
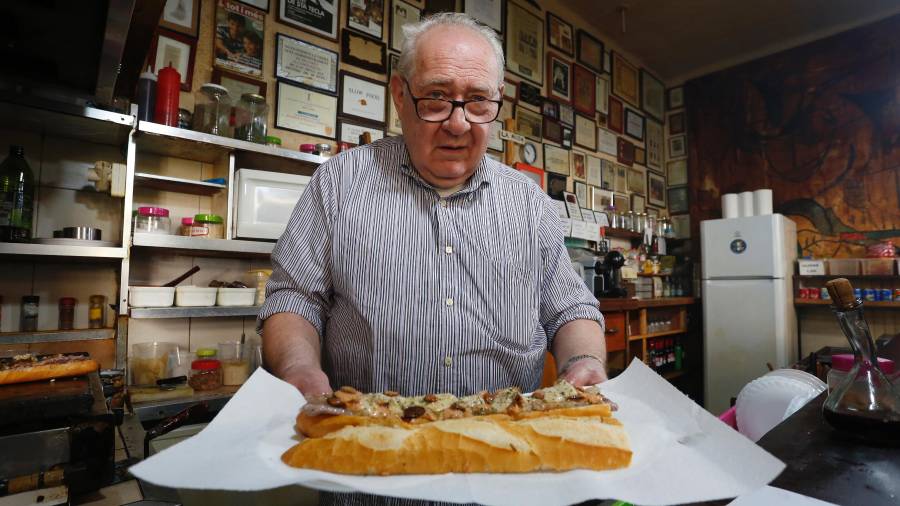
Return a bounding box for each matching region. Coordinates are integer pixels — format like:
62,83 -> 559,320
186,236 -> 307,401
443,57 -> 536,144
0,354 -> 99,385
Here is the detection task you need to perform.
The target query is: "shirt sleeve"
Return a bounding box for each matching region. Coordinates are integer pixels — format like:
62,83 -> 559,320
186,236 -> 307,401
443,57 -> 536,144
537,194 -> 605,346
255,164 -> 336,339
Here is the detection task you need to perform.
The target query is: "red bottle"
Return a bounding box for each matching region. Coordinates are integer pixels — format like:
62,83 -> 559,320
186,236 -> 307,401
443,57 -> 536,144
154,65 -> 181,126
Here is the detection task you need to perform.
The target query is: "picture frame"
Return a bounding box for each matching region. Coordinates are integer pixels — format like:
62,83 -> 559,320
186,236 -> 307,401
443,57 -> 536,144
586,155 -> 602,186
573,64 -> 596,116
574,180 -> 589,208
546,12 -> 574,56
237,0 -> 269,11
543,117 -> 563,143
668,111 -> 685,135
161,0 -> 200,37
559,103 -> 575,126
275,80 -> 337,138
596,75 -> 609,115
631,193 -> 646,213
278,0 -> 339,41
669,135 -> 687,158
598,128 -> 617,156
600,158 -> 615,190
338,118 -> 385,146
150,29 -> 196,91
505,1 -> 544,85
339,71 -> 387,124
571,150 -> 587,181
617,137 -> 635,166
634,147 -> 646,166
390,0 -> 421,53
543,143 -> 570,175
518,81 -> 543,109
645,119 -> 664,171
341,30 -> 387,74
624,108 -> 645,141
576,30 -> 604,74
614,192 -> 629,213
503,78 -> 518,101
640,69 -> 665,121
667,159 -> 688,186
424,0 -> 454,13
275,33 -> 338,94
627,165 -> 647,195
614,164 -> 628,193
386,53 -> 403,134
515,105 -> 543,141
541,99 -> 559,119
607,96 -> 624,133
591,186 -> 612,211
668,86 -> 685,110
561,126 -> 573,149
647,172 -> 666,207
668,186 -> 689,214
574,114 -> 597,151
214,0 -> 265,77
546,172 -> 567,200
646,207 -> 660,218
488,120 -> 505,152
347,0 -> 384,39
611,51 -> 640,107
463,0 -> 502,33
547,53 -> 572,104
515,162 -> 545,189
671,214 -> 691,239
212,68 -> 266,98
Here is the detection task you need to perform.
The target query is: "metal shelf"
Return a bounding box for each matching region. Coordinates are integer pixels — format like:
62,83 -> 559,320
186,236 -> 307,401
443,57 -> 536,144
132,387 -> 239,422
0,327 -> 115,344
795,299 -> 899,308
132,233 -> 273,257
0,242 -> 126,259
135,172 -> 226,196
797,275 -> 897,281
129,306 -> 261,319
135,120 -> 329,165
0,93 -> 134,146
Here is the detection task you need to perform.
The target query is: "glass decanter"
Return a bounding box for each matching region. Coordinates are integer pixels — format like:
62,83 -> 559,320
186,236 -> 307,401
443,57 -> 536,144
823,278 -> 900,443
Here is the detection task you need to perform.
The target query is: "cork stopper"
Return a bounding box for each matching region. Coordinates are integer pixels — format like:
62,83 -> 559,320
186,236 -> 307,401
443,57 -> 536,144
825,278 -> 859,310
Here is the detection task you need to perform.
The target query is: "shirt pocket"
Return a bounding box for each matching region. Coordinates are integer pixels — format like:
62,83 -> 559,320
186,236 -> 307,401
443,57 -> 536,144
487,256 -> 539,353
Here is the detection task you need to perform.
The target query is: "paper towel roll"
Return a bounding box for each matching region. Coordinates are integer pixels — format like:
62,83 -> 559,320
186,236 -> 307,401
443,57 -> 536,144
722,193 -> 739,219
754,189 -> 773,215
739,191 -> 754,217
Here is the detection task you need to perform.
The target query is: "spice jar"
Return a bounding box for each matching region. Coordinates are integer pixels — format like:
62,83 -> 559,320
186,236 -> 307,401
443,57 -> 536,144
193,214 -> 224,239
189,358 -> 223,391
135,207 -> 171,234
193,83 -> 232,136
234,93 -> 268,143
89,295 -> 105,329
180,217 -> 208,237
20,295 -> 39,332
315,143 -> 332,157
58,297 -> 76,330
299,144 -> 316,154
264,136 -> 281,147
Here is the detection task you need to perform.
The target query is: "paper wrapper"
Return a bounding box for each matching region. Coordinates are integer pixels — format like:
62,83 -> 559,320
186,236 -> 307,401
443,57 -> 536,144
130,359 -> 785,505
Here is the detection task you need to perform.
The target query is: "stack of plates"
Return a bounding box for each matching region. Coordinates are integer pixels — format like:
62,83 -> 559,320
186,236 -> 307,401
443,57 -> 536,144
736,369 -> 826,442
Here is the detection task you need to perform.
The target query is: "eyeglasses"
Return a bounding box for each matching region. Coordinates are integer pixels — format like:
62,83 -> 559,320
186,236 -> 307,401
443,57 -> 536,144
403,79 -> 502,124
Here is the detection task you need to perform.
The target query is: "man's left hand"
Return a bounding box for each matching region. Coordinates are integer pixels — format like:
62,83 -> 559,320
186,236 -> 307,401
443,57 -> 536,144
561,357 -> 608,386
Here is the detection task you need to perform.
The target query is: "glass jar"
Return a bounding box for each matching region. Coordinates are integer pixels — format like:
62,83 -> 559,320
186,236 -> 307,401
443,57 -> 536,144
299,144 -> 316,154
193,214 -> 224,239
635,213 -> 646,234
248,269 -> 272,305
315,143 -> 332,157
624,211 -> 635,231
828,354 -> 896,392
234,93 -> 268,143
189,359 -> 223,391
219,341 -> 250,386
58,297 -> 75,330
20,295 -> 39,332
88,295 -> 105,329
135,207 -> 171,234
193,83 -> 232,136
180,217 -> 207,237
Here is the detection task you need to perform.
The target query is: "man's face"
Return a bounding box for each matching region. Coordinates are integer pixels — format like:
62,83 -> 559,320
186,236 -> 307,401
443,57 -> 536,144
390,26 -> 501,189
228,19 -> 241,38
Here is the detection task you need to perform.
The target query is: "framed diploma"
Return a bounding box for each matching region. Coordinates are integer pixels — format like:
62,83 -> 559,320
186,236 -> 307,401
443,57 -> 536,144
611,51 -> 640,107
390,0 -> 421,53
275,81 -> 337,138
646,119 -> 664,172
341,30 -> 387,74
338,119 -> 385,145
574,114 -> 597,151
624,108 -> 645,142
278,0 -> 339,41
641,69 -> 665,121
275,33 -> 338,94
573,64 -> 596,115
543,143 -> 570,175
339,72 -> 387,124
463,0 -> 502,33
505,1 -> 544,85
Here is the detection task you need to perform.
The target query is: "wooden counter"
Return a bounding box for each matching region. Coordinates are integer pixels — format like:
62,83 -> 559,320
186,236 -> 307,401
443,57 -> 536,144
598,296 -> 698,311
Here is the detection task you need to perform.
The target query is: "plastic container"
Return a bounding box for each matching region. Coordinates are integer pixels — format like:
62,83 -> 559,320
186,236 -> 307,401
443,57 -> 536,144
137,68 -> 156,123
135,207 -> 171,235
248,269 -> 272,305
179,217 -> 207,237
89,295 -> 106,328
193,83 -> 232,136
216,287 -> 257,306
193,214 -> 224,239
175,286 -> 217,307
129,286 -> 175,307
189,359 -> 223,391
827,258 -> 860,276
154,66 -> 180,127
862,258 -> 894,276
131,341 -> 179,385
234,93 -> 268,143
58,297 -> 76,330
168,348 -> 194,379
218,341 -> 250,386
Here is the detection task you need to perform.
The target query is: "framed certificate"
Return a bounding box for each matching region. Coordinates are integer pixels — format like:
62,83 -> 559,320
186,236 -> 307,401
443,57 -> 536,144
624,108 -> 645,142
278,0 -> 339,41
390,0 -> 421,52
463,0 -> 502,33
543,143 -> 570,175
338,119 -> 385,145
505,1 -> 544,85
341,30 -> 387,74
646,119 -> 664,172
275,81 -> 337,138
611,51 -> 640,107
575,114 -> 597,151
275,33 -> 338,94
339,72 -> 387,124
573,64 -> 596,115
641,69 -> 665,121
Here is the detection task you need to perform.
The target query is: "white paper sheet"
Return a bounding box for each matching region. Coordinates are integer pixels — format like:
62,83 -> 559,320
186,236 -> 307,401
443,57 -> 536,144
130,359 -> 785,505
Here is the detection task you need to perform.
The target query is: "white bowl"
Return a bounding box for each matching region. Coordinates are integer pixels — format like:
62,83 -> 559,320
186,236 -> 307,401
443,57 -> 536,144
130,286 -> 176,307
175,286 -> 218,307
216,287 -> 257,306
765,368 -> 827,392
736,376 -> 822,442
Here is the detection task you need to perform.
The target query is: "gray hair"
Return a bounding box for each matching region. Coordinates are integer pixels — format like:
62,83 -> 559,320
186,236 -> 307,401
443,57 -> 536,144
397,12 -> 505,88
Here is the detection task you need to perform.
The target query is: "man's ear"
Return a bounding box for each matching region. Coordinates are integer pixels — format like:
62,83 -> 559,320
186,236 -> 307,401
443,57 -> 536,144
389,74 -> 405,115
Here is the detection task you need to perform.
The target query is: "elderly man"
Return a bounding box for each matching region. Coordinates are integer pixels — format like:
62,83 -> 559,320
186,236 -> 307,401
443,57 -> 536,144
259,12 -> 606,505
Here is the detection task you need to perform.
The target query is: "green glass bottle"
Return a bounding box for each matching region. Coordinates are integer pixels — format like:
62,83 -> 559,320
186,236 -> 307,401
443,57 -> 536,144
0,145 -> 35,242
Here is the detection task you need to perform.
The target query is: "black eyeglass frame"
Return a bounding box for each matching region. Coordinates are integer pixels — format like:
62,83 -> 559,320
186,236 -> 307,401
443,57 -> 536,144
402,79 -> 503,124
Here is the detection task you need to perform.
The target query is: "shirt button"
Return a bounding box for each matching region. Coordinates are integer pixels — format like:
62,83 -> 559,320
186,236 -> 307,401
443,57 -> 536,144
443,356 -> 452,367
445,297 -> 454,306
444,246 -> 453,255
439,199 -> 448,208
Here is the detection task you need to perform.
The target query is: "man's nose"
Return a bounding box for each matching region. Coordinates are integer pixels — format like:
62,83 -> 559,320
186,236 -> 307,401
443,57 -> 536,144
442,104 -> 471,135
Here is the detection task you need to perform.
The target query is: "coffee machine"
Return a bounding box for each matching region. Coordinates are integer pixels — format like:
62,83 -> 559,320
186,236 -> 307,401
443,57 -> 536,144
595,250 -> 627,298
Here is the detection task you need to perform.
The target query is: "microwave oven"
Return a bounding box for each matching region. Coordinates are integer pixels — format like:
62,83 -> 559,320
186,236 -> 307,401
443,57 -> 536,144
233,169 -> 312,240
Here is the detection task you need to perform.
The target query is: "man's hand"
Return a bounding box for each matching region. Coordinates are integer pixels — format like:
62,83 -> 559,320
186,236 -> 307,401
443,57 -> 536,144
282,365 -> 333,397
560,356 -> 608,386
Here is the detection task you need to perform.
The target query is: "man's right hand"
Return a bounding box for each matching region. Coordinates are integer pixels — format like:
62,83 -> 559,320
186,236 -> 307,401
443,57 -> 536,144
283,367 -> 333,397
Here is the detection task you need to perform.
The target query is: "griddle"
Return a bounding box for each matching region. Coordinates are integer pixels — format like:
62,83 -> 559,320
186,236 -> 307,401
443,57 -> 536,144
0,354 -> 96,430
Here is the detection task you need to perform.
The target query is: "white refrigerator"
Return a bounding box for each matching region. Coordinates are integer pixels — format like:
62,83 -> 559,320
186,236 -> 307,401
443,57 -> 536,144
701,214 -> 798,415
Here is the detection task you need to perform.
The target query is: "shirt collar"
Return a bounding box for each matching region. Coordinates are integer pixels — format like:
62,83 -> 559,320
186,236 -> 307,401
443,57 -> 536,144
397,137 -> 494,196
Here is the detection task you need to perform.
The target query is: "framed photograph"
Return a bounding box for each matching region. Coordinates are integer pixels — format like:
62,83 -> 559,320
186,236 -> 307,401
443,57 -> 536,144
338,119 -> 384,145
573,64 -> 596,115
669,135 -> 687,158
340,72 -> 387,124
279,0 -> 339,41
608,96 -> 624,133
574,114 -> 597,151
571,150 -> 587,181
611,52 -> 640,107
543,117 -> 563,144
631,194 -> 646,213
591,186 -> 612,211
671,214 -> 691,239
341,30 -> 387,74
547,53 -> 572,104
668,186 -> 689,214
151,29 -> 196,91
645,119 -> 664,171
667,159 -> 687,186
559,103 -> 575,127
576,30 -> 604,74
640,69 -> 665,121
543,143 -> 570,175
515,106 -> 543,141
503,79 -> 518,101
586,155 -> 602,186
561,126 -> 573,149
516,162 -> 544,189
668,111 -> 685,135
601,158 -> 615,190
668,86 -> 685,109
574,181 -> 589,208
488,120 -> 505,152
596,75 -> 609,115
275,81 -> 337,138
617,137 -> 635,166
546,12 -> 574,56
624,108 -> 645,141
275,33 -> 338,94
463,0 -> 502,32
390,0 -> 421,52
614,192 -> 629,213
212,68 -> 266,98
386,53 -> 403,134
541,99 -> 559,119
518,81 -> 543,110
648,172 -> 666,207
161,0 -> 200,37
214,0 -> 264,77
646,207 -> 660,218
598,128 -> 617,156
546,172 -> 567,200
238,0 -> 269,10
627,165 -> 646,194
505,1 -> 544,85
634,147 -> 646,166
346,0 -> 384,39
614,164 -> 628,193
